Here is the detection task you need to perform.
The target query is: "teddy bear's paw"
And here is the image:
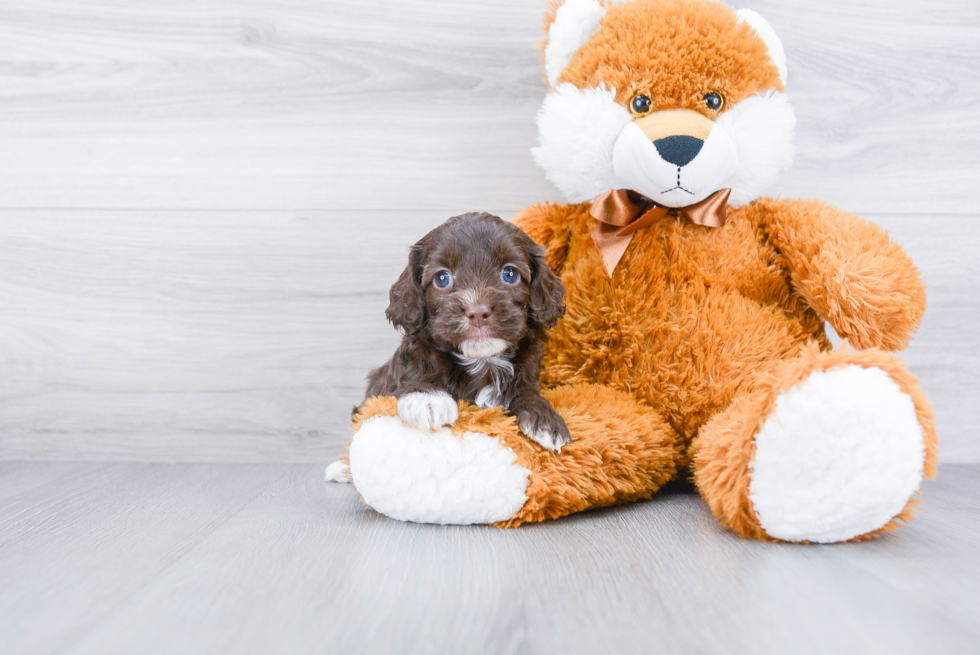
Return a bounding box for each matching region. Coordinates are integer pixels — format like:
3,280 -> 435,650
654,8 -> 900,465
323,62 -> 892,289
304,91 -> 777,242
324,460 -> 350,483
748,364 -> 927,543
348,416 -> 531,525
396,391 -> 459,432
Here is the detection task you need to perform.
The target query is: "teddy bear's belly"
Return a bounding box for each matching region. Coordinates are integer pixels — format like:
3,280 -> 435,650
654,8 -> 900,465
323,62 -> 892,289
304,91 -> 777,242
542,226 -> 828,442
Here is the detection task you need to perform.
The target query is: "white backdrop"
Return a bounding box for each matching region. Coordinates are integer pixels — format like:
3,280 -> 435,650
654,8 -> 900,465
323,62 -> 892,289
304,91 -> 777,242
0,0 -> 977,462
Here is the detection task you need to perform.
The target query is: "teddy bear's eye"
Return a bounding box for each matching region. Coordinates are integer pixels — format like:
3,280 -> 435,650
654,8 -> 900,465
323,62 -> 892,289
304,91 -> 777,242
629,94 -> 653,116
703,91 -> 724,112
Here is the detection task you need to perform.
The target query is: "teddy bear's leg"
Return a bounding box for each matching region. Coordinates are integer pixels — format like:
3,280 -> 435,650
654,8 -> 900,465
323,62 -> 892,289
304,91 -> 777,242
347,384 -> 681,526
691,345 -> 938,543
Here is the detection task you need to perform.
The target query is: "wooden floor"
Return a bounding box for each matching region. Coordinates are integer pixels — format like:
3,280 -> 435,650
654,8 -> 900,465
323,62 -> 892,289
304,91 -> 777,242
1,462 -> 977,655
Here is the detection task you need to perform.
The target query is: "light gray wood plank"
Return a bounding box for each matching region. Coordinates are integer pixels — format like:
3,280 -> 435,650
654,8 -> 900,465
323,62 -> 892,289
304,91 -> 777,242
0,209 -> 430,463
0,461 -> 111,505
0,209 -> 976,463
0,463 -> 957,655
0,0 -> 976,214
832,467 -> 980,629
0,462 -> 289,655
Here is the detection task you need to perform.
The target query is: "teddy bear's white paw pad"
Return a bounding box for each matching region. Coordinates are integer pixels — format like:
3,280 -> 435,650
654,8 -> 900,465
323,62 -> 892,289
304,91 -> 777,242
349,416 -> 531,524
397,391 -> 459,432
324,460 -> 350,483
749,365 -> 926,543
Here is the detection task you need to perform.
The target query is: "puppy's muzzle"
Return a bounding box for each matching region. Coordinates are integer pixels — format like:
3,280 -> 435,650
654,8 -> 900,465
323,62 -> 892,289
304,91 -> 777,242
466,304 -> 491,329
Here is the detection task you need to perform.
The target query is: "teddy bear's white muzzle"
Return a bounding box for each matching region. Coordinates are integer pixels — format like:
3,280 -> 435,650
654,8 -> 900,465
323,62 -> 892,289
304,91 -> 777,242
612,121 -> 739,207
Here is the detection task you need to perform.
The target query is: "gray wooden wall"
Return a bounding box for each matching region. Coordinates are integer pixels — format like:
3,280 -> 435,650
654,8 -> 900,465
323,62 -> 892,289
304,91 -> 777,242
1,0 -> 977,463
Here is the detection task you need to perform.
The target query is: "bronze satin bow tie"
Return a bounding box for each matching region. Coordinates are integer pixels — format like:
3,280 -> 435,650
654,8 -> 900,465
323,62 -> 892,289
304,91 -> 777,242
589,188 -> 731,276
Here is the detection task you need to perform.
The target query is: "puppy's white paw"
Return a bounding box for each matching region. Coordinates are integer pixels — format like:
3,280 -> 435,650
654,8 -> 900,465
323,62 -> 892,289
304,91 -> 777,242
324,460 -> 351,483
518,418 -> 569,452
397,391 -> 459,432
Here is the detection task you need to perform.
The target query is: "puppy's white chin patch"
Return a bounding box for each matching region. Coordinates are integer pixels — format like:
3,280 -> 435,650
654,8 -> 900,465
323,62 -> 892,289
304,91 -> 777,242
459,338 -> 509,359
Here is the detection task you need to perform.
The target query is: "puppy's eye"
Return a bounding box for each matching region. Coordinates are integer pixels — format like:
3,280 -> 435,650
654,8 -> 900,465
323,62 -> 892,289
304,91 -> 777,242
500,266 -> 520,285
703,91 -> 724,112
629,93 -> 653,117
433,270 -> 453,289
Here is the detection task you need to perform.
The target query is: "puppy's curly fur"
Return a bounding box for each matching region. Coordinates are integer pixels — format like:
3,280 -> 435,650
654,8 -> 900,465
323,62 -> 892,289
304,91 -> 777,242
363,212 -> 571,451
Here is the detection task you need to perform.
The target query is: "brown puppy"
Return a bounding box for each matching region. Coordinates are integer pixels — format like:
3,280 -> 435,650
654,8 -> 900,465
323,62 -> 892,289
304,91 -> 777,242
365,212 -> 570,451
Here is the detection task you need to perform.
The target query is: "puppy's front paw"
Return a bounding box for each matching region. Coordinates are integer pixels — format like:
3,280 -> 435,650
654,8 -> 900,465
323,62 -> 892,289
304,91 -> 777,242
517,405 -> 571,452
397,391 -> 459,432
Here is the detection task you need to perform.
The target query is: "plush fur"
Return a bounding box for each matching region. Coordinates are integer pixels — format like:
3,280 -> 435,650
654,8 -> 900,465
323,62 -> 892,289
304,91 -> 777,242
344,0 -> 938,541
533,0 -> 796,208
544,0 -> 607,86
749,364 -> 925,543
532,83 -> 633,203
692,345 -> 936,542
349,412 -> 532,525
352,384 -> 681,527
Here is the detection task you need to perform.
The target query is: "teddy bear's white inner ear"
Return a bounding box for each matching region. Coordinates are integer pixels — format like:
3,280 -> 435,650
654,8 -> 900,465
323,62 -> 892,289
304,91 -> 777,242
545,0 -> 607,87
735,8 -> 787,86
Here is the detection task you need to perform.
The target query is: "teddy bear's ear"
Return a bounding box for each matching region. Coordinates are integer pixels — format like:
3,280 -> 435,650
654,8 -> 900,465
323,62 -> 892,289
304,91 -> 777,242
735,9 -> 788,86
543,0 -> 607,87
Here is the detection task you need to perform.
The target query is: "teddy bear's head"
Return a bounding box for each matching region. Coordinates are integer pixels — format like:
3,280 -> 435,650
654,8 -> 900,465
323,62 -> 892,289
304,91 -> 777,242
533,0 -> 795,208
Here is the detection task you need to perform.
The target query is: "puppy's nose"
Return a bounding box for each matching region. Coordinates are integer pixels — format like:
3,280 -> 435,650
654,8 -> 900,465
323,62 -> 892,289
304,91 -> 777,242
466,304 -> 491,328
653,135 -> 704,167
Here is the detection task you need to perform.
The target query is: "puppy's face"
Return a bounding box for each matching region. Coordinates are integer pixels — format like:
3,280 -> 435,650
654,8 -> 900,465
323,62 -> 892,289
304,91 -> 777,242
386,213 -> 564,359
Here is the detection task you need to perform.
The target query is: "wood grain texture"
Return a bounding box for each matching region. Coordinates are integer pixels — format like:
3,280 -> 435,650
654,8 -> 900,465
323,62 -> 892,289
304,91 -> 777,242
0,462 -> 977,655
0,0 -> 976,213
0,462 -> 289,655
0,0 -> 977,463
0,209 -> 976,463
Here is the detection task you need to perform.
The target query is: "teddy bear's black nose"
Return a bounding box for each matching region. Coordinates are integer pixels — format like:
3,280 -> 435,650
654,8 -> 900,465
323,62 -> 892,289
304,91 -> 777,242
653,135 -> 704,167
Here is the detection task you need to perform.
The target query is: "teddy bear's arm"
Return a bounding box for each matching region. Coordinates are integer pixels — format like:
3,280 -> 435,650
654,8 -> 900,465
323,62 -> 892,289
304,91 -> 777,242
761,198 -> 926,351
512,202 -> 577,274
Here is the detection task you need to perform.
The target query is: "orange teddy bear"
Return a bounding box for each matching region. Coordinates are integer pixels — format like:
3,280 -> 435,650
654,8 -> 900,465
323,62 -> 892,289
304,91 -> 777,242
343,0 -> 937,543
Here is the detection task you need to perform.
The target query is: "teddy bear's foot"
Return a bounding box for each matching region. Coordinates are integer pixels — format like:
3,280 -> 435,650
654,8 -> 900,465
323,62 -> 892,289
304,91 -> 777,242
349,415 -> 532,525
348,385 -> 681,526
693,346 -> 937,543
324,460 -> 351,483
748,364 -> 927,542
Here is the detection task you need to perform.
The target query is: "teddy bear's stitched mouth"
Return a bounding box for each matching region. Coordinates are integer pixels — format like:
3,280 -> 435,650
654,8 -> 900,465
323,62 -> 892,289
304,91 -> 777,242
660,185 -> 696,195
659,167 -> 697,195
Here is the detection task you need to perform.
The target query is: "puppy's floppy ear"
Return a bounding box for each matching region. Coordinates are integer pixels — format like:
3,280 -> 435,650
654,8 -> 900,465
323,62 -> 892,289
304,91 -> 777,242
386,243 -> 426,333
524,237 -> 565,328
